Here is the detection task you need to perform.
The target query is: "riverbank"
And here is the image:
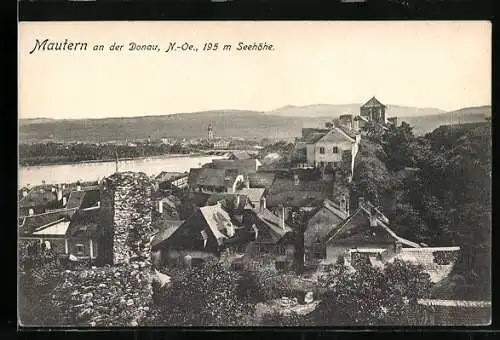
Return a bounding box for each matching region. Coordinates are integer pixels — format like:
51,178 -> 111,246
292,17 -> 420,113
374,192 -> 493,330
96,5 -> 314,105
19,154 -> 225,188
18,152 -> 211,168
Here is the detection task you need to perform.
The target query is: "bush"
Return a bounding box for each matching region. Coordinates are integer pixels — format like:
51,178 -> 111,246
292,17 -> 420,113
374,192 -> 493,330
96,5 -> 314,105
261,311 -> 302,327
311,260 -> 432,326
236,262 -> 296,303
152,259 -> 254,326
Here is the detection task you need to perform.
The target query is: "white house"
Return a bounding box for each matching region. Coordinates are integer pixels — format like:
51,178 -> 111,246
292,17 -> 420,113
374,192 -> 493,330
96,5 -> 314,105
305,122 -> 361,180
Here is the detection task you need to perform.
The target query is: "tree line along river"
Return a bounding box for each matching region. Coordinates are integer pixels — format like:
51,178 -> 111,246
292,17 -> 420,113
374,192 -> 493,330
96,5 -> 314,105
18,154 -> 223,188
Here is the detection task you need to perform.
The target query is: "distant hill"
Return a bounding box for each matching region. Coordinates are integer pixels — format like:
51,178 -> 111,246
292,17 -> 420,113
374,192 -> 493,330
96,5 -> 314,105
402,105 -> 491,136
267,104 -> 444,118
19,105 -> 490,143
19,118 -> 55,125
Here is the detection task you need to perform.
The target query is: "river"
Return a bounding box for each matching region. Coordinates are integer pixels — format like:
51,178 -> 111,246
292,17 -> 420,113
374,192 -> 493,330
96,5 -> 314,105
18,154 -> 225,188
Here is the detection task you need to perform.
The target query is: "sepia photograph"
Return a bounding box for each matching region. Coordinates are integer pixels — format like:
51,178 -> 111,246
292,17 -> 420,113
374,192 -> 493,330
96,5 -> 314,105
18,21 -> 491,328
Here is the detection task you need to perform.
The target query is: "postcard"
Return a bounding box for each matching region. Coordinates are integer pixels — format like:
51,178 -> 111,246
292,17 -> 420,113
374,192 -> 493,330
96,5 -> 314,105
18,21 -> 491,328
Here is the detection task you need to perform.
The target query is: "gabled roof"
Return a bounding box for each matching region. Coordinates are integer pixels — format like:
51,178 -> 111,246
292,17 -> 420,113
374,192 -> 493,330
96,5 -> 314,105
248,172 -> 276,189
206,193 -> 252,211
228,151 -> 252,160
361,96 -> 386,108
266,178 -> 331,208
19,208 -> 78,236
316,127 -> 356,144
322,199 -> 349,220
32,220 -> 71,237
19,188 -> 58,209
212,159 -> 260,173
304,133 -> 328,144
151,220 -> 185,249
156,171 -> 187,183
188,168 -> 235,188
235,188 -> 265,203
335,124 -> 359,140
66,188 -> 100,210
66,208 -> 104,238
323,204 -> 419,248
199,205 -> 234,245
242,209 -> 293,244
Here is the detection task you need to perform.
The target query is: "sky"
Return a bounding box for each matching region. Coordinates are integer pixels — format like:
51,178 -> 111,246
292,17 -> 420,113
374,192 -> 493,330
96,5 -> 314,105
18,21 -> 491,120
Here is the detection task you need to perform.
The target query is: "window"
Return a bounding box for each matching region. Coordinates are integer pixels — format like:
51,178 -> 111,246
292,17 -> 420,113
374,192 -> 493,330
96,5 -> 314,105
319,147 -> 325,154
275,261 -> 287,271
231,263 -> 244,271
276,245 -> 286,255
332,146 -> 339,153
75,244 -> 85,254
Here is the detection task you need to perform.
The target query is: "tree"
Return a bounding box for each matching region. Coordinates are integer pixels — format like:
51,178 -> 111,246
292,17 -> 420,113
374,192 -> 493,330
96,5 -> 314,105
382,121 -> 416,170
152,260 -> 254,326
362,121 -> 385,142
310,260 -> 432,326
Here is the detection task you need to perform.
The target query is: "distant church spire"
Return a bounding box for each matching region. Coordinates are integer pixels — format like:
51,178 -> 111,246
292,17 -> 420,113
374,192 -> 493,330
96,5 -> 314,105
208,124 -> 214,140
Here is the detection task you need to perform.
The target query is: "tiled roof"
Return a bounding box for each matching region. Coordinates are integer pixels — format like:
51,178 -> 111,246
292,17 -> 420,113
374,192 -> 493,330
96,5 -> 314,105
304,132 -> 327,144
66,191 -> 86,209
199,205 -> 234,245
188,168 -> 227,188
19,208 -> 78,236
266,178 -> 331,208
257,209 -> 292,239
67,209 -> 104,238
156,171 -> 187,182
228,151 -> 252,160
212,159 -> 260,173
235,188 -> 265,203
19,188 -> 58,208
186,192 -> 211,207
206,193 -> 252,211
65,188 -> 100,210
335,124 -> 359,140
316,127 -> 356,144
151,220 -> 185,249
361,96 -> 386,108
248,172 -> 276,189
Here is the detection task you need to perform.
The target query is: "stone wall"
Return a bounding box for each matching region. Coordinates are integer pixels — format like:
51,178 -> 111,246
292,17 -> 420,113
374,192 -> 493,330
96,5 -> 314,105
101,172 -> 154,266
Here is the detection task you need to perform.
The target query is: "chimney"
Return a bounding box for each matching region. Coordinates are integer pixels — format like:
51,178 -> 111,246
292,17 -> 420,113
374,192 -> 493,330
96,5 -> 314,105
57,186 -> 63,201
353,117 -> 359,131
259,196 -> 266,212
281,206 -> 286,230
28,208 -> 34,216
394,241 -> 402,254
158,200 -> 163,214
62,196 -> 67,207
294,174 -> 300,186
369,206 -> 378,227
340,194 -> 349,215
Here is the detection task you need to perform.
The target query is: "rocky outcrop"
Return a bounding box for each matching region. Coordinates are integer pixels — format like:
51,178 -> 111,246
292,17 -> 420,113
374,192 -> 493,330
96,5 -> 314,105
55,265 -> 154,326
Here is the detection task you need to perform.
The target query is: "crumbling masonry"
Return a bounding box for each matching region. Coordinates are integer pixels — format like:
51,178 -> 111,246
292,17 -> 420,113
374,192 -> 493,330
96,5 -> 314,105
100,172 -> 155,266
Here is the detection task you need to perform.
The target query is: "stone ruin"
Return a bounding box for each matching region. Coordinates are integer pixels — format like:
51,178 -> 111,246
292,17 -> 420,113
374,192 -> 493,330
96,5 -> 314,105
100,171 -> 155,266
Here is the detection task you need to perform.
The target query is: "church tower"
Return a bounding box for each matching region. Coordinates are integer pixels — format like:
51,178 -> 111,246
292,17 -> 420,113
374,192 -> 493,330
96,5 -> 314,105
208,124 -> 214,140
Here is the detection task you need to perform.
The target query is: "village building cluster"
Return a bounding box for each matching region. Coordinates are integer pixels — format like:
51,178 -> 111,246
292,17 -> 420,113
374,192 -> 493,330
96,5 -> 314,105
18,97 -> 460,287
